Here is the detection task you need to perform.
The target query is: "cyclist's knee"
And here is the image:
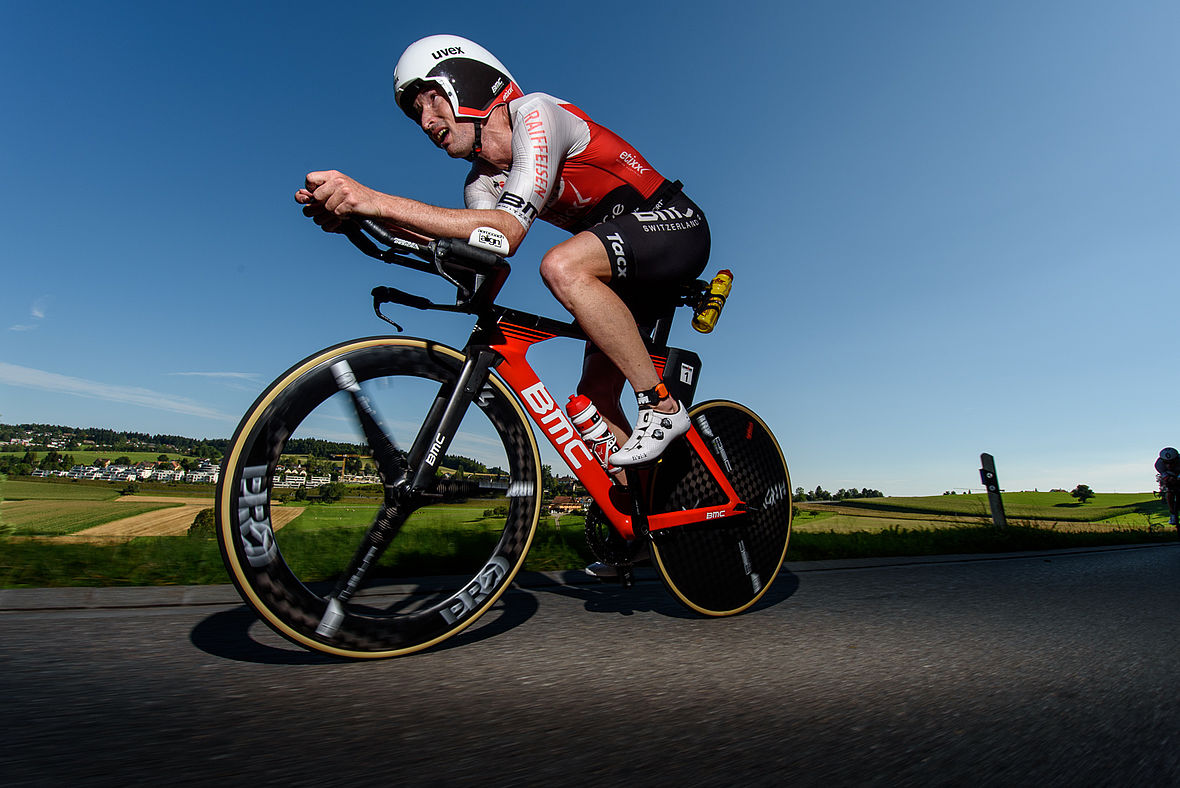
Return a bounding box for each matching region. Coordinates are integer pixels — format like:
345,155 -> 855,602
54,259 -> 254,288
540,240 -> 609,296
539,247 -> 580,294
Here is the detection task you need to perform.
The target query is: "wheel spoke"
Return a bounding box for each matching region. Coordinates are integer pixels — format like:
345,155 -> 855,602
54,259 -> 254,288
317,504 -> 408,637
330,360 -> 408,486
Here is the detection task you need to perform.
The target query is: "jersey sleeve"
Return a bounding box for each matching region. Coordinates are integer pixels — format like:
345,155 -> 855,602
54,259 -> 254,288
464,169 -> 502,211
495,94 -> 589,231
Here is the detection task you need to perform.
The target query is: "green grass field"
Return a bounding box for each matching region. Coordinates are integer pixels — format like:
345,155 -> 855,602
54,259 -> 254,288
1,499 -> 182,536
0,477 -> 214,501
0,479 -> 123,501
803,491 -> 1165,525
272,499 -> 587,578
0,478 -> 1175,588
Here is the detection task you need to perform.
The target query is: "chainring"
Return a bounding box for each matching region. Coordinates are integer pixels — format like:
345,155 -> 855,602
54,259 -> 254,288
583,504 -> 631,566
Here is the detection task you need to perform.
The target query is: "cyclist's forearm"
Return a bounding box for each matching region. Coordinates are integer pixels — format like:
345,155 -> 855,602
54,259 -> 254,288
377,195 -> 526,253
374,220 -> 432,245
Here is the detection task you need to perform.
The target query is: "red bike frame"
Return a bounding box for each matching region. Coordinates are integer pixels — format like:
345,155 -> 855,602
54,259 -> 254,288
491,317 -> 747,540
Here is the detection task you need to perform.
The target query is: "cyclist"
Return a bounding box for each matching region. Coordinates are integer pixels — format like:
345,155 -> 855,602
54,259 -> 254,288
295,34 -> 710,469
1155,447 -> 1180,527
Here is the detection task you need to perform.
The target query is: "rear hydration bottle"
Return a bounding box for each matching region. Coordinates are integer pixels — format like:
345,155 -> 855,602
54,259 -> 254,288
691,269 -> 734,333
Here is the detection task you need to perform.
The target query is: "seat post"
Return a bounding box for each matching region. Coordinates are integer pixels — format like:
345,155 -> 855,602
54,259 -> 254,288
649,311 -> 674,350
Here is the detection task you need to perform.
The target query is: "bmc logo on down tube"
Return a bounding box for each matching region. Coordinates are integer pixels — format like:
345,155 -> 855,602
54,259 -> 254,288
520,382 -> 595,470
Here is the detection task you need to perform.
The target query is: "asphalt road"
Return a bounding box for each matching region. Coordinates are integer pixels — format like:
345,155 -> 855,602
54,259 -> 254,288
2,545 -> 1179,786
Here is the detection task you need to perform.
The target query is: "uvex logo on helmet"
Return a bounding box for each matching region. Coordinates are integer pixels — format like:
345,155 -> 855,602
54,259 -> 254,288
394,35 -> 521,122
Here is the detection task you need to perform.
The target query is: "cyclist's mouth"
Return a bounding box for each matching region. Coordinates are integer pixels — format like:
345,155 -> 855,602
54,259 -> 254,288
434,128 -> 450,148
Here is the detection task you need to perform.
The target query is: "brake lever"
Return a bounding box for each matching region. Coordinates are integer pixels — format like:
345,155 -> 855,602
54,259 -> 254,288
371,286 -> 466,332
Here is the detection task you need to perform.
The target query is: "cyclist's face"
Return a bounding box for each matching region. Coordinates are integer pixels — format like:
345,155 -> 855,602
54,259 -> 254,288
413,87 -> 472,158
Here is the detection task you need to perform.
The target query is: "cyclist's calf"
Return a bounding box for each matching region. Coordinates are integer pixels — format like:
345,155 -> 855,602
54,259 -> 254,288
579,351 -> 630,437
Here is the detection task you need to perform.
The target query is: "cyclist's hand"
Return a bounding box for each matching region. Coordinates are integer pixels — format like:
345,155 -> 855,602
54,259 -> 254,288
296,170 -> 383,232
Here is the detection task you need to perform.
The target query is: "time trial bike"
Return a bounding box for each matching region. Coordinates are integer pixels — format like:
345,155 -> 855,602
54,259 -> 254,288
216,219 -> 792,659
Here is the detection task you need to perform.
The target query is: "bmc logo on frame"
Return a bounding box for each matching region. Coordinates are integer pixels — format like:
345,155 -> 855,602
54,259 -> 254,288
520,382 -> 595,470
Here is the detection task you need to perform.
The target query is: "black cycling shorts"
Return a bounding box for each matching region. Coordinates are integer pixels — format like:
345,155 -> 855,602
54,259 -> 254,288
586,188 -> 711,303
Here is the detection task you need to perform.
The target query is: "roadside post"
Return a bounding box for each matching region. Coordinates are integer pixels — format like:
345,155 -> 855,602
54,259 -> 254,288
979,453 -> 1007,529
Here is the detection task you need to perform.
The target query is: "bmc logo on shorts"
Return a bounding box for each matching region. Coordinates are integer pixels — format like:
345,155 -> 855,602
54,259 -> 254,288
636,206 -> 693,223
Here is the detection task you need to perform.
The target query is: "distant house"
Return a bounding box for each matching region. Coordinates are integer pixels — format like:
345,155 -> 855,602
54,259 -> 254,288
549,496 -> 582,513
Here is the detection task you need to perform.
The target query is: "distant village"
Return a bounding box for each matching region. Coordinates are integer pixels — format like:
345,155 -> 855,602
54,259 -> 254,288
4,423 -> 585,508
5,426 -> 382,488
27,458 -> 384,488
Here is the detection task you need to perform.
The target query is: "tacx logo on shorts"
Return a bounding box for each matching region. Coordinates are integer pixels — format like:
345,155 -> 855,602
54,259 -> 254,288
604,232 -> 630,279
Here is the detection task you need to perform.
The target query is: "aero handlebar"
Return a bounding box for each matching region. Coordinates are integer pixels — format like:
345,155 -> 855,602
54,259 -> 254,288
343,218 -> 513,318
345,218 -> 508,276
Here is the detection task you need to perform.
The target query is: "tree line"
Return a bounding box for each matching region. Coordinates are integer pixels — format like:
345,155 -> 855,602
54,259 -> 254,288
794,486 -> 884,502
1,422 -> 225,458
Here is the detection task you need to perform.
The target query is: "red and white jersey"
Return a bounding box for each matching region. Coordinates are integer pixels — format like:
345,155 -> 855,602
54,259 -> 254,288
464,93 -> 666,233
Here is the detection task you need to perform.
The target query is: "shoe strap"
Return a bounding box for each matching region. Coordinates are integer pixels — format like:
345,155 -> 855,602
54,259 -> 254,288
635,382 -> 669,408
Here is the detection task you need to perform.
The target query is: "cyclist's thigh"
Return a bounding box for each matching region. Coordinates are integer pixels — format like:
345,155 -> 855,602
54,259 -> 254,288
540,231 -> 613,283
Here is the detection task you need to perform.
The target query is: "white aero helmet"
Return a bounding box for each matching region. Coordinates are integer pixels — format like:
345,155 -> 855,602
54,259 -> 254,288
394,34 -> 522,122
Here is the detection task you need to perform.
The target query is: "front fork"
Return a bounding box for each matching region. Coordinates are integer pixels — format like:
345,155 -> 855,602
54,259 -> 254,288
315,349 -> 498,638
404,349 -> 499,490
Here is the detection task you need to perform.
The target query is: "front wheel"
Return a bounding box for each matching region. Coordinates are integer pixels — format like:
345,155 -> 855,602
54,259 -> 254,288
647,400 -> 792,616
216,337 -> 542,658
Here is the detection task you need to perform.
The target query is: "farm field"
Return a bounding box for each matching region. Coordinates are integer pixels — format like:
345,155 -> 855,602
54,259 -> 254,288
2,477 -> 214,501
1,499 -> 183,536
800,491 -> 1163,526
2,479 -> 1172,541
1,479 -> 123,501
1,477 -> 1176,587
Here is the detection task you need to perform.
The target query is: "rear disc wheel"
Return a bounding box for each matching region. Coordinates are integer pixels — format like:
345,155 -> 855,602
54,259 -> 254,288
648,400 -> 792,616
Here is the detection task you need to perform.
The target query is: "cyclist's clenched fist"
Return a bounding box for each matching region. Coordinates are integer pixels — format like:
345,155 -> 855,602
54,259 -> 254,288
295,170 -> 386,232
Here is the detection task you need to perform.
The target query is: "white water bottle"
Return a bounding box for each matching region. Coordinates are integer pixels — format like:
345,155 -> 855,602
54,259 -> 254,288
566,394 -> 618,471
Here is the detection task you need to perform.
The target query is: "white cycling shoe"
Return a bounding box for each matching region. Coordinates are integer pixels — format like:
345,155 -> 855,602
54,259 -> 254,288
610,402 -> 690,468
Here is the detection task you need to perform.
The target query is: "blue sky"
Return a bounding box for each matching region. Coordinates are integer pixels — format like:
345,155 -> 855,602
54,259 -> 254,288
2,1 -> 1177,495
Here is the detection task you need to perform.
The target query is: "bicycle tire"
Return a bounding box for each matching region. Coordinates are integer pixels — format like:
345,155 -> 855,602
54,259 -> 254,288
648,400 -> 792,616
216,337 -> 541,658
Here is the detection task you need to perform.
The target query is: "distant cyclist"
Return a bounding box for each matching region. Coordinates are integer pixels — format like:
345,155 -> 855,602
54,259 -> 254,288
1155,447 -> 1180,527
295,34 -> 710,468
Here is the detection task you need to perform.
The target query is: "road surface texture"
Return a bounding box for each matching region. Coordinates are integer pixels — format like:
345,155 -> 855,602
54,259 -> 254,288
2,544 -> 1178,786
